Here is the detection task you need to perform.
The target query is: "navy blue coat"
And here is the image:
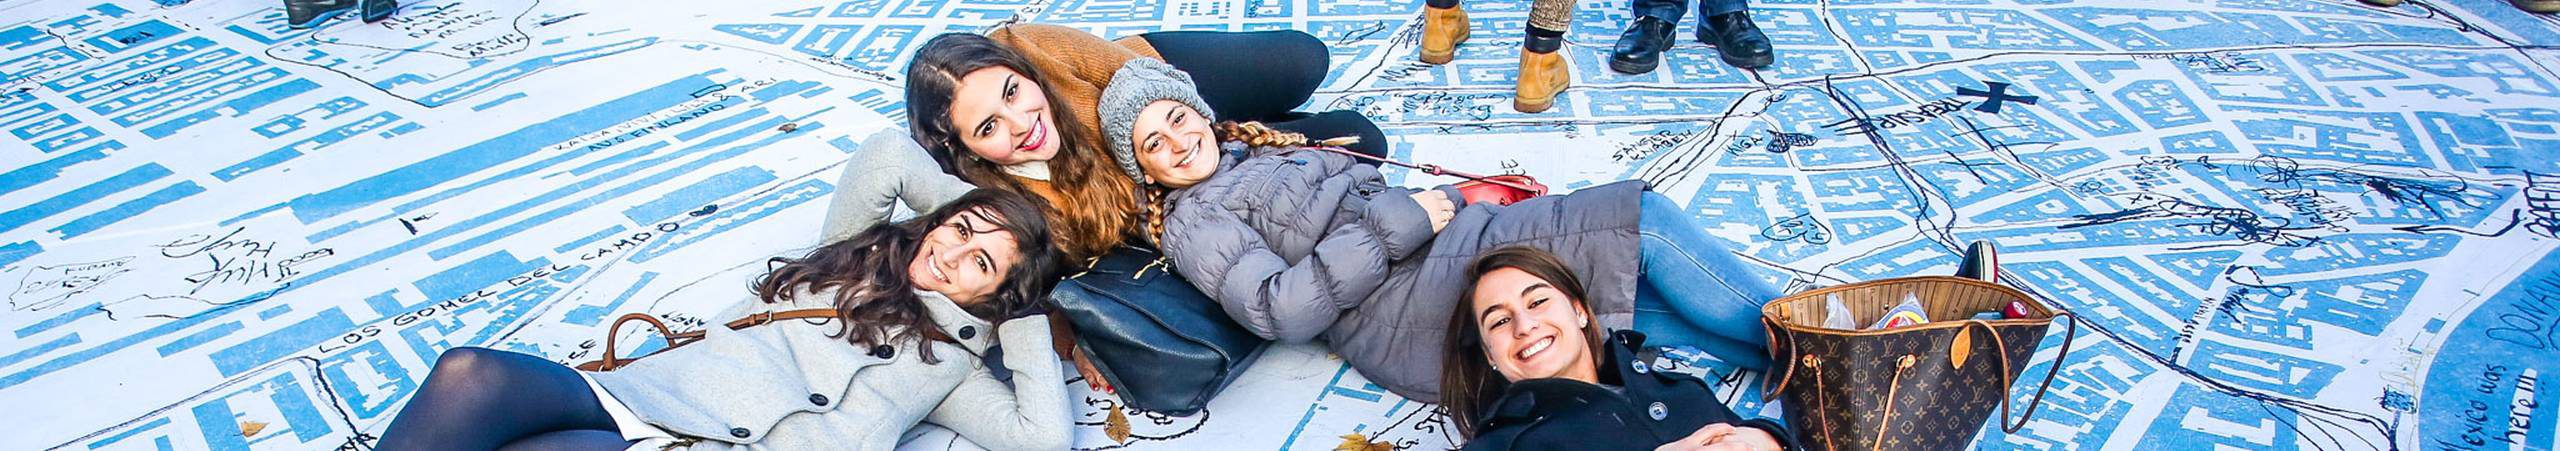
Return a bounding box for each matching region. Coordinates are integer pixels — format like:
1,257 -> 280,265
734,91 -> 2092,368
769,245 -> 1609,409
1465,331 -> 1796,451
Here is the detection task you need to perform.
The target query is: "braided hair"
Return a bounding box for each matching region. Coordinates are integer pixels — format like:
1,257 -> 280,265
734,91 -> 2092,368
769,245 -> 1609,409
1138,121 -> 1362,244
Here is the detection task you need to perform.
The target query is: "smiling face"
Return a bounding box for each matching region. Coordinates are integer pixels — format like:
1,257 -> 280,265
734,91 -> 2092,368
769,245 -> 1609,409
945,66 -> 1059,166
1129,99 -> 1218,188
1470,267 -> 1600,384
907,207 -> 1023,306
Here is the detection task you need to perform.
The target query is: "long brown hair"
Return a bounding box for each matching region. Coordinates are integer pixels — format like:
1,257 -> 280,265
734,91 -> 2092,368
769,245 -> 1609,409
752,189 -> 1063,364
906,32 -> 1140,261
1439,246 -> 1608,438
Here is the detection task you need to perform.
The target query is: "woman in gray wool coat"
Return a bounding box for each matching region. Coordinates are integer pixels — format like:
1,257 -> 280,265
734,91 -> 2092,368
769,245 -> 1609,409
1096,59 -> 1786,403
373,189 -> 1071,451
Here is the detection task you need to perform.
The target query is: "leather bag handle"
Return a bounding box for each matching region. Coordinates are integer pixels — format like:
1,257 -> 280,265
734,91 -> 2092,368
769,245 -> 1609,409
1985,312 -> 2076,433
1758,316 -> 1799,403
581,308 -> 838,371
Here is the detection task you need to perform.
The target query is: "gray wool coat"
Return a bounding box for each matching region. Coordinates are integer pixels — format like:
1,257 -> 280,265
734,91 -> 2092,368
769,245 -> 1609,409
1160,143 -> 1643,403
584,288 -> 1068,450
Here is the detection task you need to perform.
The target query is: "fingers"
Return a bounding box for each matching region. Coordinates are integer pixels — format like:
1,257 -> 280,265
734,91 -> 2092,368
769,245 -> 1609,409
1071,352 -> 1114,394
1686,423 -> 1736,443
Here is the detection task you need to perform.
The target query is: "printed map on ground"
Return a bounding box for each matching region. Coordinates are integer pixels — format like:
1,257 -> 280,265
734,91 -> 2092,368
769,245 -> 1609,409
1,0 -> 2557,449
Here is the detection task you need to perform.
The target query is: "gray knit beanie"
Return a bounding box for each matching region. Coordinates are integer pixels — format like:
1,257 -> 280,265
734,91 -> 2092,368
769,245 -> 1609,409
1098,58 -> 1216,182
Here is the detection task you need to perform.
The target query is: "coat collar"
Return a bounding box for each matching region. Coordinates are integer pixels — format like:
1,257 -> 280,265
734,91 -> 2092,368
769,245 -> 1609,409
914,290 -> 998,353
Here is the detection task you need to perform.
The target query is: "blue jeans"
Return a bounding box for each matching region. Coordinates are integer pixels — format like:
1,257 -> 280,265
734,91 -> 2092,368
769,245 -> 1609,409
1635,191 -> 1776,370
1635,0 -> 1748,22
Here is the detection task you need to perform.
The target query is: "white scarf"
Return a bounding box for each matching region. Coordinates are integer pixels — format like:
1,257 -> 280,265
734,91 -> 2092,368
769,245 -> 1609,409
1002,161 -> 1052,181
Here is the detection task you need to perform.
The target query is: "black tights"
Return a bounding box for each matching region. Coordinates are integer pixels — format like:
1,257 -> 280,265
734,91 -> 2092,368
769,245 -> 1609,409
374,347 -> 634,451
1143,30 -> 1389,159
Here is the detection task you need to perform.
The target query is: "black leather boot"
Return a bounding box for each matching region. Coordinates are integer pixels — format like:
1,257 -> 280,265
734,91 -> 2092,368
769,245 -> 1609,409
1698,11 -> 1774,69
1609,16 -> 1677,74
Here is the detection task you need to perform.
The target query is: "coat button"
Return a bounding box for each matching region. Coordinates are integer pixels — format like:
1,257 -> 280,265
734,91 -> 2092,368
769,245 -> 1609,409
1648,402 -> 1669,421
809,393 -> 830,406
1632,361 -> 1651,374
872,345 -> 895,359
729,427 -> 751,438
958,326 -> 976,340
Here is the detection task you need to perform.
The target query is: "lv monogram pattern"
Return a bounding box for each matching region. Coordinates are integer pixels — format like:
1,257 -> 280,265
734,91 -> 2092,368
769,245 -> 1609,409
1775,323 -> 2052,451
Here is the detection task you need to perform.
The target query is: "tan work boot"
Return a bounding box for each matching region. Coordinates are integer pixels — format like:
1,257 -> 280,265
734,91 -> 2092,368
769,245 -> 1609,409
1419,6 -> 1469,64
2516,0 -> 2560,13
1514,48 -> 1568,113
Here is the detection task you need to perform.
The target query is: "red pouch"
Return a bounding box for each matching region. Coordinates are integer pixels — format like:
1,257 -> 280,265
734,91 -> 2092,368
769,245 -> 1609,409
1454,174 -> 1548,206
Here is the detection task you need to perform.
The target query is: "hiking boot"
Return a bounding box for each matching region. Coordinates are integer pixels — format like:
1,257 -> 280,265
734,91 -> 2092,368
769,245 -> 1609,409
1698,11 -> 1774,69
2516,0 -> 2560,13
1610,16 -> 1678,74
1420,5 -> 1470,64
1514,48 -> 1568,113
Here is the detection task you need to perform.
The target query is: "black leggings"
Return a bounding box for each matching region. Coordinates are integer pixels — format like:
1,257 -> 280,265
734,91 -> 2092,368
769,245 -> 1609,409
1142,30 -> 1388,159
374,347 -> 633,451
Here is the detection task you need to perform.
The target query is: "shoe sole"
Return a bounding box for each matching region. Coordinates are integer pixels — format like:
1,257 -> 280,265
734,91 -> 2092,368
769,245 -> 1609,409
1610,56 -> 1659,75
1721,52 -> 1773,70
1418,27 -> 1469,65
1514,96 -> 1553,113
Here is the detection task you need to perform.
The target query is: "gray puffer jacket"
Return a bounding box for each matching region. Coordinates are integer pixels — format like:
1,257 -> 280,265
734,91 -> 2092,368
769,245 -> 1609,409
1161,143 -> 1643,403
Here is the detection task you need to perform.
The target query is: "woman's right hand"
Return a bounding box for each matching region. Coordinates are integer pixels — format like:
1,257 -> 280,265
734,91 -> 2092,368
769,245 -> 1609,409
1656,423 -> 1783,451
1410,190 -> 1455,233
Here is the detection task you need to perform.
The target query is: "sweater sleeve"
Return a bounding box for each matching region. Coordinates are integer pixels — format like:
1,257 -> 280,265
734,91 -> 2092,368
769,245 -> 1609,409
1163,200 -> 1395,343
925,316 -> 1070,451
818,129 -> 975,243
986,24 -> 1139,131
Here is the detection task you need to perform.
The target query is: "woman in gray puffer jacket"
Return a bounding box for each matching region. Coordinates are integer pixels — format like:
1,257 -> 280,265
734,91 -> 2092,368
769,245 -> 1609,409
1096,59 -> 1783,403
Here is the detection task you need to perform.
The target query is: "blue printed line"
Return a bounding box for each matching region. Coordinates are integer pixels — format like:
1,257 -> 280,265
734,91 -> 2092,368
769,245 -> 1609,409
110,66 -> 287,127
49,181 -> 204,239
1277,364 -> 1362,450
560,141 -> 667,177
44,37 -> 218,92
622,166 -> 776,223
207,308 -> 353,376
425,116 -> 793,260
80,416 -> 169,449
154,320 -> 244,356
216,111 -> 404,181
563,272 -> 658,326
0,141 -> 121,198
552,224 -> 627,254
12,302 -> 94,338
629,178 -> 827,262
88,55 -> 261,115
0,163 -> 173,234
141,78 -> 319,139
287,72 -> 717,224
0,241 -> 39,269
0,101 -> 61,129
670,107 -> 769,141
0,334 -> 81,375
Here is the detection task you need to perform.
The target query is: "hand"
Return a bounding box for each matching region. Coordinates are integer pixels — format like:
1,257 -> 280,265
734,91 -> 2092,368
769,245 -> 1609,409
1410,190 -> 1456,233
1070,350 -> 1114,395
1656,424 -> 1782,451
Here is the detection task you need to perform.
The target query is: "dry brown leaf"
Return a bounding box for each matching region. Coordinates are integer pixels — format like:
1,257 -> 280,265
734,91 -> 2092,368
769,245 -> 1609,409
239,420 -> 268,437
1334,433 -> 1394,451
1950,327 -> 1975,369
1104,405 -> 1132,444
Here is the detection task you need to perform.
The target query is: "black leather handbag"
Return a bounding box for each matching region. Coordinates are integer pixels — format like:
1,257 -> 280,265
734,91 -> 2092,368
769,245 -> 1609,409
1051,245 -> 1267,415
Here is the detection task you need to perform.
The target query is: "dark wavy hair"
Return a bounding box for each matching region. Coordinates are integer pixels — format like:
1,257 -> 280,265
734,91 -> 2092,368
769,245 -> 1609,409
752,189 -> 1063,364
1439,246 -> 1609,438
904,31 -> 1140,261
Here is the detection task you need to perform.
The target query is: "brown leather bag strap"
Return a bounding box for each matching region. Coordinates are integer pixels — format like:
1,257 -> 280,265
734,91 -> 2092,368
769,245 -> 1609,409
722,308 -> 841,330
581,308 -> 840,371
587,313 -> 682,371
1758,317 -> 1799,403
1991,312 -> 2077,433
